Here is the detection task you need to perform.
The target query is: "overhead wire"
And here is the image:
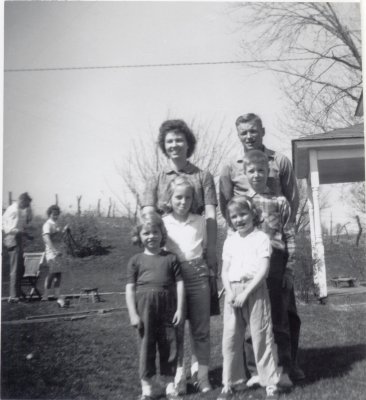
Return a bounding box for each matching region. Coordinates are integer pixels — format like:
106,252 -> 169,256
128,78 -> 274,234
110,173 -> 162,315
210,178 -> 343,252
4,57 -> 320,73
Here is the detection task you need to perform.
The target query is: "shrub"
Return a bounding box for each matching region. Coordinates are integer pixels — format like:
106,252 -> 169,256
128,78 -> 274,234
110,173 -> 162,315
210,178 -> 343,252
62,212 -> 110,257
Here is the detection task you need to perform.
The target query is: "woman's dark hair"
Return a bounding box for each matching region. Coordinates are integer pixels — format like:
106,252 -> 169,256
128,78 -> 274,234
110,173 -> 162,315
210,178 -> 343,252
226,195 -> 262,230
47,204 -> 61,217
158,119 -> 197,158
131,212 -> 167,248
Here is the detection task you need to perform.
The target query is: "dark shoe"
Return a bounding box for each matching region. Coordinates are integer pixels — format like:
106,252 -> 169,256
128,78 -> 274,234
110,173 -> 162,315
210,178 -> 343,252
278,372 -> 293,388
139,395 -> 155,400
8,297 -> 20,303
290,365 -> 305,381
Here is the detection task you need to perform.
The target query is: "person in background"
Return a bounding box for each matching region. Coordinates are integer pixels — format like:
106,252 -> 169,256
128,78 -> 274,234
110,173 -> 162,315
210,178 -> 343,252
42,204 -> 69,307
126,213 -> 185,400
2,192 -> 33,303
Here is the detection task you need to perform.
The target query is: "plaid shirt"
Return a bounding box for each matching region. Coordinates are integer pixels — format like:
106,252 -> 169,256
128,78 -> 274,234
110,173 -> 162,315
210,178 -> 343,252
246,187 -> 296,276
141,161 -> 217,215
219,146 -> 299,223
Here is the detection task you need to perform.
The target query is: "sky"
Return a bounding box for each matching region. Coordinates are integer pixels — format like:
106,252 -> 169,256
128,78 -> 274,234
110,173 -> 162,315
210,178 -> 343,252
2,1 -> 364,227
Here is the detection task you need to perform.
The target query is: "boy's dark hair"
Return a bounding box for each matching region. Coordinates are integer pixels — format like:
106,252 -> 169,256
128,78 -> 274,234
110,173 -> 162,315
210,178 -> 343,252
243,149 -> 269,171
162,175 -> 195,214
226,195 -> 262,229
131,212 -> 167,247
47,205 -> 61,217
235,113 -> 263,128
158,119 -> 197,158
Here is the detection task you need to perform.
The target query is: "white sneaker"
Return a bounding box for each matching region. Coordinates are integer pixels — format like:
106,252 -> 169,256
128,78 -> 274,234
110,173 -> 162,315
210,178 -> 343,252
266,385 -> 279,399
246,375 -> 260,388
278,372 -> 293,388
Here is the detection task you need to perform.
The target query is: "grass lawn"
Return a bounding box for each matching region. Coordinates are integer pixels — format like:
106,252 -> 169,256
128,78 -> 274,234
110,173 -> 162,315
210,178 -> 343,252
1,218 -> 366,399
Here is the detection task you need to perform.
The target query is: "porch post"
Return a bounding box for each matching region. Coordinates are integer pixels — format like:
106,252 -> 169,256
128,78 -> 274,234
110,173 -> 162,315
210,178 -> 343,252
308,150 -> 327,299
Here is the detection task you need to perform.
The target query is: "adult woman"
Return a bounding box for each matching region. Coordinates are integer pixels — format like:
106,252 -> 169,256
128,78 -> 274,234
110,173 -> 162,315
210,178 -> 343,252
141,119 -> 218,394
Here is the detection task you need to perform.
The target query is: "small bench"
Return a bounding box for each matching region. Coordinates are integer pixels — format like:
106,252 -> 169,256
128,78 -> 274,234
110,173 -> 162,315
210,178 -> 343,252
78,288 -> 101,303
330,277 -> 357,288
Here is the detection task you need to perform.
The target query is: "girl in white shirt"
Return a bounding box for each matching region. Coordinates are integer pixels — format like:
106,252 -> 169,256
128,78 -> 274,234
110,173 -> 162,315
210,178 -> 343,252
219,195 -> 282,400
42,205 -> 68,307
162,176 -> 212,395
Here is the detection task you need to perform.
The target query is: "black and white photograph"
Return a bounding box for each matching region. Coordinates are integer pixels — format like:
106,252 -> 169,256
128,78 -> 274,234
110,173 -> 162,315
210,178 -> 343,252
1,1 -> 365,400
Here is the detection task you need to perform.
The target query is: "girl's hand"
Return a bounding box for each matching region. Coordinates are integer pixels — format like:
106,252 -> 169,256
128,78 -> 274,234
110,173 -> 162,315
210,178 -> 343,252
232,292 -> 248,308
172,310 -> 183,326
226,291 -> 235,306
130,314 -> 142,329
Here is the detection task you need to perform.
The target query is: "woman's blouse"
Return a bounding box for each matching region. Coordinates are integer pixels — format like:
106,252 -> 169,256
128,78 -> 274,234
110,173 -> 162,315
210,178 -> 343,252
141,161 -> 217,215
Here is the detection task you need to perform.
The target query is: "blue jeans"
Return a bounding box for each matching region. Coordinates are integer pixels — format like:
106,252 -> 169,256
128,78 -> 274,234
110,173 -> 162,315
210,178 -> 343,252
177,259 -> 210,366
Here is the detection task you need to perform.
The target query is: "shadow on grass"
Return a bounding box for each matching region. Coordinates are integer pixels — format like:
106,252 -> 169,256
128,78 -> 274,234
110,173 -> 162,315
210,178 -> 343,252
208,343 -> 366,389
298,344 -> 366,384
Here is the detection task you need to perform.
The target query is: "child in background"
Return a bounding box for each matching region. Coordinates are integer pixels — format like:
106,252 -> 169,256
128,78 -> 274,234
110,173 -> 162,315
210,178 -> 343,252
242,149 -> 302,387
219,196 -> 281,400
42,205 -> 69,307
125,213 -> 185,400
163,176 -> 213,395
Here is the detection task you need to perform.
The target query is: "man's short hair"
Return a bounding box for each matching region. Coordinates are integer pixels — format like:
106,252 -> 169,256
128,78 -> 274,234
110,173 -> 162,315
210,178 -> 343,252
18,192 -> 32,203
243,149 -> 269,170
235,113 -> 263,128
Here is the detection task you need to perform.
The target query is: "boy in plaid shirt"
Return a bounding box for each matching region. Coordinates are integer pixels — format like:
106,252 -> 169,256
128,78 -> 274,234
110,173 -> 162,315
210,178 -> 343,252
242,149 -> 302,386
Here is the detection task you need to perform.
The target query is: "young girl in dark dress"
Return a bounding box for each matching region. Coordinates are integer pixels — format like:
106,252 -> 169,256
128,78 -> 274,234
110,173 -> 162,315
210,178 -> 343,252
126,213 -> 185,400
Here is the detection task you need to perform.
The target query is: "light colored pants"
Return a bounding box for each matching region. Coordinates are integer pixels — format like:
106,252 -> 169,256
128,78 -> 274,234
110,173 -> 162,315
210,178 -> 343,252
222,282 -> 280,387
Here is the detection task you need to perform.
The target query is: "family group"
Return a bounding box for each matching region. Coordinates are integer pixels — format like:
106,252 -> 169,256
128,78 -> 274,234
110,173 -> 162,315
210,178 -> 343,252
125,114 -> 304,400
3,194 -> 70,307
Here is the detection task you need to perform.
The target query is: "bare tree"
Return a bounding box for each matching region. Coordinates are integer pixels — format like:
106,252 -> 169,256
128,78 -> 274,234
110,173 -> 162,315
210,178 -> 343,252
233,2 -> 362,135
117,119 -> 235,216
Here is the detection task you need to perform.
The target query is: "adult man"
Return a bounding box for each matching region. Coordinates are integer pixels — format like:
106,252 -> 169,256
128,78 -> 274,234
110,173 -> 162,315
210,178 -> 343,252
220,113 -> 299,223
219,114 -> 304,385
2,192 -> 33,302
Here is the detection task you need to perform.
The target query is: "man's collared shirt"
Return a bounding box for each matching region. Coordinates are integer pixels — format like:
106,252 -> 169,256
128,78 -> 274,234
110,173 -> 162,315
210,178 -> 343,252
246,186 -> 296,276
219,146 -> 299,222
141,161 -> 217,215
